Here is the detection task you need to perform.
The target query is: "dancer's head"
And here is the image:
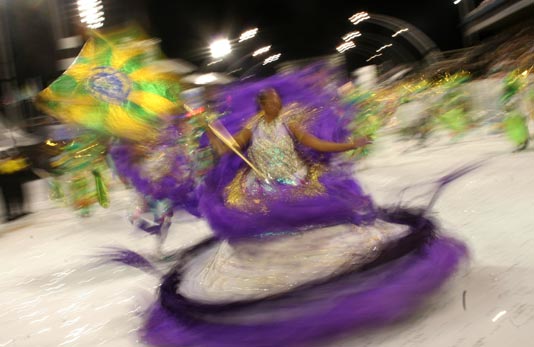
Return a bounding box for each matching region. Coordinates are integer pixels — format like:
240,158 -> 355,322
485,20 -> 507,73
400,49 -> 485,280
257,88 -> 282,121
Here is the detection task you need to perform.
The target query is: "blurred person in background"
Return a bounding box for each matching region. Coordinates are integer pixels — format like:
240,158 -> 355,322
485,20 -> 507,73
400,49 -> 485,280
0,125 -> 32,222
0,99 -> 42,222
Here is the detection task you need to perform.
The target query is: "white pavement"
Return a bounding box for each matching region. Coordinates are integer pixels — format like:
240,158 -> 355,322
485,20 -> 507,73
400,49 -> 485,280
1,132 -> 533,347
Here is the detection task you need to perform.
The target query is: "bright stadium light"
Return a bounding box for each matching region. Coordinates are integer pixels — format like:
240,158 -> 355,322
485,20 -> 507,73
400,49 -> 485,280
392,28 -> 409,37
207,59 -> 222,66
263,53 -> 281,65
376,44 -> 393,52
349,12 -> 370,25
239,28 -> 259,42
210,39 -> 232,59
77,0 -> 105,29
342,31 -> 361,42
252,45 -> 271,57
336,41 -> 355,53
366,53 -> 382,62
195,73 -> 217,85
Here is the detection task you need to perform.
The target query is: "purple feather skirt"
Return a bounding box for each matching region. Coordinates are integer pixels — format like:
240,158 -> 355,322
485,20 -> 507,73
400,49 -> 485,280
109,142 -> 201,217
141,208 -> 466,347
139,153 -> 466,347
197,154 -> 377,241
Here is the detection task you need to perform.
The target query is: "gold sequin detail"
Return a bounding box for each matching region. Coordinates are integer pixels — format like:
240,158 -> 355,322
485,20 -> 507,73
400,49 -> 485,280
224,168 -> 268,213
224,164 -> 327,214
223,105 -> 327,214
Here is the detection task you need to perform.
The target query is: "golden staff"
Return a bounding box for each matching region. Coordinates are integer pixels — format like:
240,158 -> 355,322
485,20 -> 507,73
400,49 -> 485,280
183,104 -> 270,182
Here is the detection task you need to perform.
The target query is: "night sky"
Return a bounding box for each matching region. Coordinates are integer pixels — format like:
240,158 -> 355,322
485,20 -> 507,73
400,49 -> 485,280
4,0 -> 467,84
147,0 -> 464,72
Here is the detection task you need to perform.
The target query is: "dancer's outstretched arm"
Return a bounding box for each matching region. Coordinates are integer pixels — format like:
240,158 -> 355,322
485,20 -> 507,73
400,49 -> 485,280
288,124 -> 370,153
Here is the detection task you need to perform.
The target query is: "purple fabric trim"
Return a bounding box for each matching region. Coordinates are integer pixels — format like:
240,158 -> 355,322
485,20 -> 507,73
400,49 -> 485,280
198,154 -> 376,241
99,247 -> 157,273
141,210 -> 467,347
109,143 -> 201,217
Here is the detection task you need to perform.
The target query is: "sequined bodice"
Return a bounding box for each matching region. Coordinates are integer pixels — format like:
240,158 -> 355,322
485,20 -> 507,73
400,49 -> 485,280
248,118 -> 307,184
